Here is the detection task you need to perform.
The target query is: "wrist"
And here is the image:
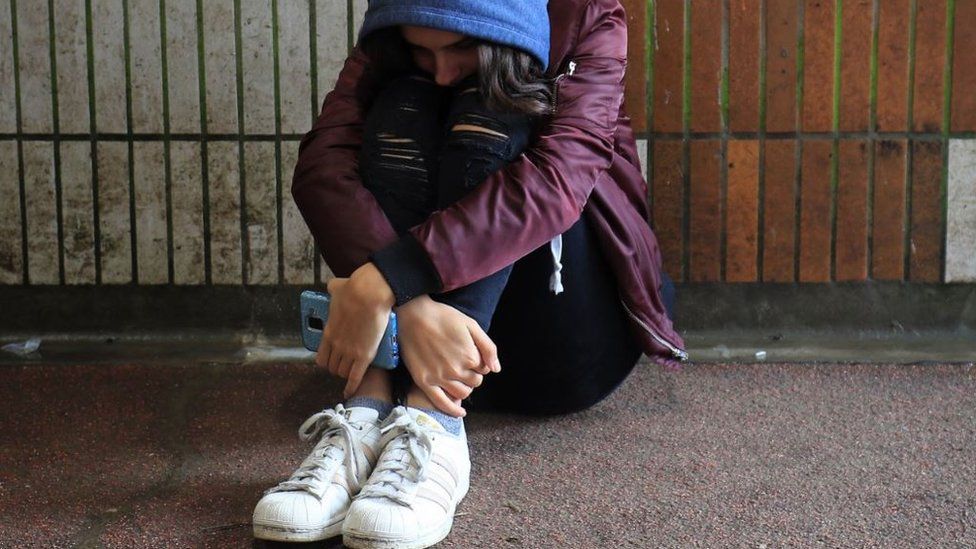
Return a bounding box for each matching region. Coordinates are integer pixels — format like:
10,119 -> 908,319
349,263 -> 396,310
396,294 -> 432,315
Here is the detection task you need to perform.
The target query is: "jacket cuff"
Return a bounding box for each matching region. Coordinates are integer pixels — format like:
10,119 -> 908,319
369,235 -> 443,307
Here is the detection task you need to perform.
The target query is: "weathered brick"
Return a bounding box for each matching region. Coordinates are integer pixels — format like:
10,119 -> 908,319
18,0 -> 53,133
762,139 -> 796,281
207,142 -> 242,284
839,0 -> 872,131
622,0 -> 648,132
282,140 -> 316,285
277,0 -> 313,134
129,0 -> 164,133
60,142 -> 95,284
950,0 -> 976,132
165,0 -> 200,134
54,0 -> 90,134
765,0 -> 798,133
97,142 -> 132,284
835,140 -> 868,281
729,0 -> 761,133
244,142 -> 279,285
911,0 -> 946,134
801,0 -> 834,133
876,0 -> 910,132
316,0 -> 349,109
799,140 -> 832,282
171,142 -> 205,285
92,0 -> 126,133
725,140 -> 760,282
908,140 -> 944,282
133,142 -> 168,284
243,0 -> 276,134
690,0 -> 722,132
0,142 -> 23,284
0,4 -> 16,132
871,139 -> 907,280
689,140 -> 722,282
651,140 -> 685,281
652,0 -> 684,133
203,2 -> 238,134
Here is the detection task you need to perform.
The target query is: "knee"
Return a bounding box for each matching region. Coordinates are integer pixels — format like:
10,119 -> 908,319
445,87 -> 532,150
363,75 -> 446,140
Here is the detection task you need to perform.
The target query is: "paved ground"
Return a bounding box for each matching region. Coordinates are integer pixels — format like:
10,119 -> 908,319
2,357 -> 975,548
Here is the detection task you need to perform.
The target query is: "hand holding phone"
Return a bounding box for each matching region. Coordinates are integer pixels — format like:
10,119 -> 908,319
300,290 -> 399,370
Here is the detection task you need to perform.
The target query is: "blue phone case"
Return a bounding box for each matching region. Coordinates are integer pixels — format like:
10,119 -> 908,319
300,290 -> 399,369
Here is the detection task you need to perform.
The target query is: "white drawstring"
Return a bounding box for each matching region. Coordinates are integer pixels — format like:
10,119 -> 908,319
549,235 -> 564,295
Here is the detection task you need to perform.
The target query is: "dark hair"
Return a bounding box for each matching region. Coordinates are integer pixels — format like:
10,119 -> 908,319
357,27 -> 554,117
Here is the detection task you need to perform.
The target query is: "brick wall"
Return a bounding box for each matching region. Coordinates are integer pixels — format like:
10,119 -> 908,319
0,0 -> 974,291
641,0 -> 976,283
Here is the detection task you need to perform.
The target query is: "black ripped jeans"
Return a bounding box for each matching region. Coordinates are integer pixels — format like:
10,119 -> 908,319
360,75 -> 651,415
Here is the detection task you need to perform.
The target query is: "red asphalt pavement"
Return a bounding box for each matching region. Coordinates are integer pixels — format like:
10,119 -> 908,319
1,359 -> 974,548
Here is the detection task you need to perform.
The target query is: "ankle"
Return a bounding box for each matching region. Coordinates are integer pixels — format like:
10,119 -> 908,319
405,386 -> 436,411
350,367 -> 394,403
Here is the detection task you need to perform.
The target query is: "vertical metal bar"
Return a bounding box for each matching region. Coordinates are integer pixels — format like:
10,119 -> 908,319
903,0 -> 917,280
757,0 -> 768,279
866,0 -> 879,279
10,0 -> 28,284
681,0 -> 691,282
84,0 -> 101,284
233,0 -> 248,284
346,0 -> 354,53
122,0 -> 138,282
195,0 -> 211,284
48,0 -> 65,284
160,0 -> 174,283
720,0 -> 730,281
829,0 -> 842,281
793,0 -> 805,282
310,0 -> 321,284
940,0 -> 955,282
272,0 -> 284,284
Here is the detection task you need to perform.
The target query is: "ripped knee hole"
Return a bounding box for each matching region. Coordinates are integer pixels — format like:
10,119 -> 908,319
451,124 -> 508,138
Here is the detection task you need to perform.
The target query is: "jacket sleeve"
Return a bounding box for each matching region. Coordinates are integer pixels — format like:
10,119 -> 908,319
372,0 -> 629,296
291,48 -> 401,278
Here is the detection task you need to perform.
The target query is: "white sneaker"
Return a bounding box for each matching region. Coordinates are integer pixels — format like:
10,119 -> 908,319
252,405 -> 384,542
342,406 -> 471,549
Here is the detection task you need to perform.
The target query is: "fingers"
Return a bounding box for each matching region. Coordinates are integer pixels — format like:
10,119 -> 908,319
442,380 -> 474,401
467,323 -> 501,373
321,348 -> 353,379
420,383 -> 466,418
315,340 -> 332,370
343,361 -> 369,399
454,370 -> 484,389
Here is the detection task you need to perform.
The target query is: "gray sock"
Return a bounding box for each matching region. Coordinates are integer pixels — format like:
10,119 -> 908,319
414,407 -> 463,436
345,396 -> 394,419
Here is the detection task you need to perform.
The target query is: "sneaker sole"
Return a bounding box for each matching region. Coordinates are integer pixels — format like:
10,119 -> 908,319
342,479 -> 469,549
252,513 -> 344,542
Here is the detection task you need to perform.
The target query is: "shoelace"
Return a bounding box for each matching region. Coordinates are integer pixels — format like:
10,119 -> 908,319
358,409 -> 433,506
266,405 -> 366,499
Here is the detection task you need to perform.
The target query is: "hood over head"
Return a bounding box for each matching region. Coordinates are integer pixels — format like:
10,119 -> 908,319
358,0 -> 551,70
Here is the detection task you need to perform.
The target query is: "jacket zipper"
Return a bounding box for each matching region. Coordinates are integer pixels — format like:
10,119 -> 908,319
549,59 -> 685,362
551,60 -> 577,110
620,299 -> 689,361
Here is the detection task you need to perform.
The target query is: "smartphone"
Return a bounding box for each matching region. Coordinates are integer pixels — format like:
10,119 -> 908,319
300,290 -> 399,370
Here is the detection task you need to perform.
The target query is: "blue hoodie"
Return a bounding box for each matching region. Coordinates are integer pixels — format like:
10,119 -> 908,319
358,0 -> 551,70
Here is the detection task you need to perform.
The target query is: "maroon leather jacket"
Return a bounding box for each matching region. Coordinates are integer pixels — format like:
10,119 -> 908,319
292,0 -> 687,367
